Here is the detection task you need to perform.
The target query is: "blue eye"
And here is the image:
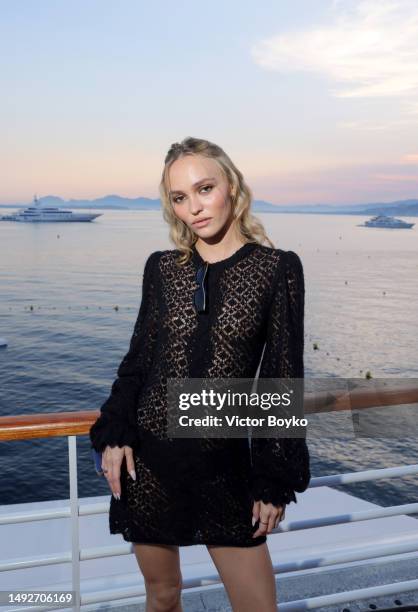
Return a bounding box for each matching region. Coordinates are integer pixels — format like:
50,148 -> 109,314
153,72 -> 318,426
172,185 -> 213,204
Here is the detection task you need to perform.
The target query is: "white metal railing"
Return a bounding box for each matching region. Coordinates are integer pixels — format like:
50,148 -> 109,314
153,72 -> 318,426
0,434 -> 418,611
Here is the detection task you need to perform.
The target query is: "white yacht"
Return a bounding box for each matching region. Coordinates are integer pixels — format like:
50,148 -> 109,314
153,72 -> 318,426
360,214 -> 415,229
0,195 -> 102,222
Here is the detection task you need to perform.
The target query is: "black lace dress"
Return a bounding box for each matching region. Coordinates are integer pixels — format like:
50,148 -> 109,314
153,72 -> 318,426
89,242 -> 311,547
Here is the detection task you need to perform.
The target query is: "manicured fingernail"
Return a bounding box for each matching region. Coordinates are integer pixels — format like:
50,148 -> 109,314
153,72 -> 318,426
129,470 -> 137,481
113,493 -> 120,500
252,516 -> 256,526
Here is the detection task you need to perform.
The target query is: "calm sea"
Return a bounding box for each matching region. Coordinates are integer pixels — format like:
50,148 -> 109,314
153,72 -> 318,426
0,210 -> 417,507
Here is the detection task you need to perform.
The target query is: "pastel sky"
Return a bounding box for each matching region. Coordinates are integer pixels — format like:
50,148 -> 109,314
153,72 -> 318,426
2,0 -> 418,205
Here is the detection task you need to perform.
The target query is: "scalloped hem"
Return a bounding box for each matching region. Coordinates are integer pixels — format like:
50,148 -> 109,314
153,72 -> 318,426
112,529 -> 267,548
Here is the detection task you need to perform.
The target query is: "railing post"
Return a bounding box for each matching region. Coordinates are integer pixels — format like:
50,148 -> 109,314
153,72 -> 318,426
68,435 -> 81,611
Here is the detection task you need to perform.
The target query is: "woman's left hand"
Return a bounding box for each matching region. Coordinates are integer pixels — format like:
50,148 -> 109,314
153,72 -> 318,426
252,500 -> 286,537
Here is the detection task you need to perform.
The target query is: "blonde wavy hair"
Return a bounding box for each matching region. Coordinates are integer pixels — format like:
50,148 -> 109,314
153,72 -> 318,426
158,136 -> 274,266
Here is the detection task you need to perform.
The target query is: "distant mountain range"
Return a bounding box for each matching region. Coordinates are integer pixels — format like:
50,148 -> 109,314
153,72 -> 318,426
1,195 -> 418,216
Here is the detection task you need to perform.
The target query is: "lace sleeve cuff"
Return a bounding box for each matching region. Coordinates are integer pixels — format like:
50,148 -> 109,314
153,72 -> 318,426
89,413 -> 139,452
250,437 -> 311,506
251,475 -> 297,506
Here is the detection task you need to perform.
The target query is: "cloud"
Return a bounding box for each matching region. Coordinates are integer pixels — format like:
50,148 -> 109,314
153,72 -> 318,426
251,0 -> 418,98
372,173 -> 418,181
402,153 -> 418,163
337,119 -> 413,130
252,160 -> 418,204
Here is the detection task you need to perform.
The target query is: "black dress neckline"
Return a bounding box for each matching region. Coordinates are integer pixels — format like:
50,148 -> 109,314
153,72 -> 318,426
191,241 -> 258,270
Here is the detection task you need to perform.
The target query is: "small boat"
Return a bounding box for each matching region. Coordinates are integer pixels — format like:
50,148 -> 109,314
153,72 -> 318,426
359,214 -> 414,229
0,195 -> 102,223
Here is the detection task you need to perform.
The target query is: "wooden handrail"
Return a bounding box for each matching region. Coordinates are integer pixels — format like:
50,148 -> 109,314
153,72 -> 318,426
304,384 -> 418,414
0,385 -> 417,442
0,410 -> 100,442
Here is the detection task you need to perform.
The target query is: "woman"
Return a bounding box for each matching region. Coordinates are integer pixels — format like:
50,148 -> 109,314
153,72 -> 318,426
89,136 -> 311,612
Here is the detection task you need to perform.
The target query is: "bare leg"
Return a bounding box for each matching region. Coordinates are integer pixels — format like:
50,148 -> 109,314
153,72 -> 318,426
207,542 -> 277,612
133,543 -> 183,612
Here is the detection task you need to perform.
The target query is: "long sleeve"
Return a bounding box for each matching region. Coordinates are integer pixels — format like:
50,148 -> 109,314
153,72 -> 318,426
89,250 -> 161,452
250,250 -> 311,506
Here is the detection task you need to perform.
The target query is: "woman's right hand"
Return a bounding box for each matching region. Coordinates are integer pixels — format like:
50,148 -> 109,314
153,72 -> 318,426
102,445 -> 136,499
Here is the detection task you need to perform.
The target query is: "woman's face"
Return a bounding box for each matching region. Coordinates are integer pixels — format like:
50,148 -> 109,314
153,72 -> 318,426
168,155 -> 234,239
